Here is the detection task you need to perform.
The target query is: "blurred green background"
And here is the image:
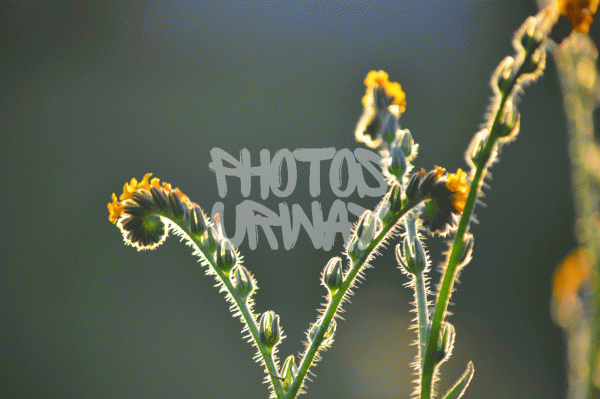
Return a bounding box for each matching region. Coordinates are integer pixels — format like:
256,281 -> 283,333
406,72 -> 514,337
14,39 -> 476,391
2,1 -> 599,398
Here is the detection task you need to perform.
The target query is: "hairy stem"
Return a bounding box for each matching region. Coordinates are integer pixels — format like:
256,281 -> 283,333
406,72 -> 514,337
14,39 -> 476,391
405,213 -> 430,369
172,219 -> 287,399
419,13 -> 545,396
286,201 -> 418,399
419,153 -> 489,399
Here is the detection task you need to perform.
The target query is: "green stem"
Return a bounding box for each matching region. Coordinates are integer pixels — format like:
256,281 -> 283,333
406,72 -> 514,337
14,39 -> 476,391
419,18 -> 542,396
285,201 -> 418,399
415,271 -> 429,369
419,149 -> 490,399
405,213 -> 430,369
174,220 -> 287,399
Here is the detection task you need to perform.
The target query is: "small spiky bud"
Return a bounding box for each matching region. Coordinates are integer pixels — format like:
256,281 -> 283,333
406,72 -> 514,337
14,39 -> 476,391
281,355 -> 297,391
216,238 -> 237,276
347,236 -> 360,262
202,226 -> 219,253
377,199 -> 392,226
436,322 -> 456,364
382,114 -> 399,145
495,58 -> 514,95
259,311 -> 280,350
231,265 -> 254,300
389,183 -> 403,214
168,190 -> 186,219
356,210 -> 381,250
190,205 -> 209,236
323,257 -> 344,293
308,319 -> 336,348
397,236 -> 428,274
497,101 -> 520,139
389,145 -> 407,180
520,21 -> 544,54
468,130 -> 489,168
400,129 -> 414,158
149,186 -> 168,211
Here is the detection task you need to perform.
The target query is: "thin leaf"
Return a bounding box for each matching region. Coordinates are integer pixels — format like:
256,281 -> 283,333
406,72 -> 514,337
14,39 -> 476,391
442,361 -> 474,399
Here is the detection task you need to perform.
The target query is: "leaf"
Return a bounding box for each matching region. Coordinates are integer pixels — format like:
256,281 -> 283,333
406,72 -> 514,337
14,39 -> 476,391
442,361 -> 474,399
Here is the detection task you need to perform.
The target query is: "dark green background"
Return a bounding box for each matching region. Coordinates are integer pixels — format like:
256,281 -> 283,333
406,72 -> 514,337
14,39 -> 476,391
2,1 -> 598,398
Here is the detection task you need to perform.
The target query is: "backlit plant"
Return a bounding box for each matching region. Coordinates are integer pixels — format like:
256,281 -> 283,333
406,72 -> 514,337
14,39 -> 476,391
106,1 -> 600,398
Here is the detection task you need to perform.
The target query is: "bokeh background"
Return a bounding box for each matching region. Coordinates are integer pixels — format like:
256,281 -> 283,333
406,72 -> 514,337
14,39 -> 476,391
2,1 -> 599,398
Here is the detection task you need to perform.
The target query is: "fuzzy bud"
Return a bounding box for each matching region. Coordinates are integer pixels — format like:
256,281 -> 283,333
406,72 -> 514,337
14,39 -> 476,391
216,238 -> 237,275
520,22 -> 544,54
347,236 -> 360,262
202,226 -> 219,253
190,206 -> 209,236
389,145 -> 407,180
389,183 -> 403,214
497,101 -> 520,138
400,130 -> 414,158
281,355 -> 297,391
323,257 -> 344,293
259,311 -> 280,350
356,210 -> 381,250
468,130 -> 488,168
436,322 -> 456,364
308,319 -> 336,348
168,191 -> 185,218
381,114 -> 398,146
232,265 -> 254,300
377,199 -> 392,226
496,59 -> 514,95
397,236 -> 427,274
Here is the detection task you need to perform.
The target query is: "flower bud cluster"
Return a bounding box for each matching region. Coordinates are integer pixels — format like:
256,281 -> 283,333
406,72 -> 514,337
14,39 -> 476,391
107,173 -> 230,255
108,175 -> 258,298
355,70 -> 411,151
405,166 -> 470,236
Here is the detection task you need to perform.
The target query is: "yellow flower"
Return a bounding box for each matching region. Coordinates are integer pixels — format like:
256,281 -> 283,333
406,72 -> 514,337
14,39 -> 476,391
434,165 -> 446,179
107,193 -> 124,224
446,168 -> 469,213
363,70 -> 407,111
557,0 -> 599,34
119,173 -> 153,201
108,173 -> 196,224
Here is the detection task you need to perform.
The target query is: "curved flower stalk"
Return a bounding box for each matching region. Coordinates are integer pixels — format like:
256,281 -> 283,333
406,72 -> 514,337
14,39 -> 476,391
416,3 -> 597,398
355,70 -> 473,398
107,174 -> 287,398
107,171 -> 434,398
104,3 -> 599,397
